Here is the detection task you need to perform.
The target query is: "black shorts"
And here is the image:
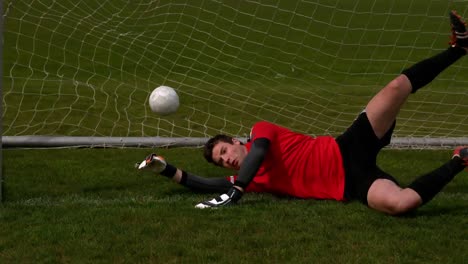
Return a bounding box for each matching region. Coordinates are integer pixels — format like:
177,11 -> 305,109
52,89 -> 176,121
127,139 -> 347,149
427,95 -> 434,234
335,112 -> 399,205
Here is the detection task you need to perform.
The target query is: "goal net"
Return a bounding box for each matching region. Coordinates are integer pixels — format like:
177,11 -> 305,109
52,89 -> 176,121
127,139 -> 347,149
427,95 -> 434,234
3,0 -> 468,148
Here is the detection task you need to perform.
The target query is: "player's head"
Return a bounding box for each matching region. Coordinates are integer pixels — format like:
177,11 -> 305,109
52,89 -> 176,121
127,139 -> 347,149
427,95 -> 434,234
204,134 -> 247,170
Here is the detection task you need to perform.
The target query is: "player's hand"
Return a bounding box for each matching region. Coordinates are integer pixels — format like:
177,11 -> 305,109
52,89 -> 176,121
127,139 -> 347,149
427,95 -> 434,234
195,187 -> 243,209
135,154 -> 167,174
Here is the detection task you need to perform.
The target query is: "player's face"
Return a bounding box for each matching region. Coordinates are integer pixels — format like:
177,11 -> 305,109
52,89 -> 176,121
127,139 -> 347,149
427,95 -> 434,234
212,139 -> 248,170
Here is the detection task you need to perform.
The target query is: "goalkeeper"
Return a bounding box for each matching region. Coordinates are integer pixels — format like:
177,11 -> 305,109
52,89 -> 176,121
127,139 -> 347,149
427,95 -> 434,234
138,11 -> 468,215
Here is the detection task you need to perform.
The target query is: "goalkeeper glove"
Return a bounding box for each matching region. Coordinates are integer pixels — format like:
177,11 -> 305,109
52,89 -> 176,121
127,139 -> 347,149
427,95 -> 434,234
135,154 -> 167,174
195,187 -> 243,209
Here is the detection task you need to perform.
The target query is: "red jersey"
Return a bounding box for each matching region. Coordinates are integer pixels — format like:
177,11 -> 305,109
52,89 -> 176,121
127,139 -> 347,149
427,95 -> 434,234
227,121 -> 345,201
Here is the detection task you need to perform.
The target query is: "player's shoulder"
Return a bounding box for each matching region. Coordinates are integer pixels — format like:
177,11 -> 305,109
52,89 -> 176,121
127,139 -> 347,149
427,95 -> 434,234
251,121 -> 276,133
252,120 -> 290,133
250,121 -> 284,140
252,120 -> 277,128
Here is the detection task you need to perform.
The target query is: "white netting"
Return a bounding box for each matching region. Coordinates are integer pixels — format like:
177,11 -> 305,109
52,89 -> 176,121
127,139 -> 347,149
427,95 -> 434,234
3,0 -> 468,142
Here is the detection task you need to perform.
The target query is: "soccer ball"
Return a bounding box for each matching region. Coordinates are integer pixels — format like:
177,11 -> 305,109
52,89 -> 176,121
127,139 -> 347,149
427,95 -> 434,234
149,86 -> 179,115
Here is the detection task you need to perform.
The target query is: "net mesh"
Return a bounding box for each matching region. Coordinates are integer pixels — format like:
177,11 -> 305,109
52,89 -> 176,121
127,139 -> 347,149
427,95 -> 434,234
3,0 -> 468,141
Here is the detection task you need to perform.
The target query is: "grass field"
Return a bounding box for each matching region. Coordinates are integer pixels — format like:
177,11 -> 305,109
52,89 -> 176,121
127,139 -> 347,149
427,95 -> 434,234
1,148 -> 468,263
2,1 -> 468,263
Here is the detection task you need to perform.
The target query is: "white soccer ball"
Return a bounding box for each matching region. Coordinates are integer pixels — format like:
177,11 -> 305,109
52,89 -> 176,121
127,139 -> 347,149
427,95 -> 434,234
149,86 -> 179,115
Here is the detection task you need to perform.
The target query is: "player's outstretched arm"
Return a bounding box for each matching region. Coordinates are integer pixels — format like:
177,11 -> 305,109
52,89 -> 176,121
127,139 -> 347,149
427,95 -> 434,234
195,138 -> 270,209
136,154 -> 234,193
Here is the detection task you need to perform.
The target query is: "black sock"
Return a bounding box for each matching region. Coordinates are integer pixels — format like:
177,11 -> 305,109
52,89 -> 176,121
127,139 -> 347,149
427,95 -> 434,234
402,47 -> 466,93
407,158 -> 465,204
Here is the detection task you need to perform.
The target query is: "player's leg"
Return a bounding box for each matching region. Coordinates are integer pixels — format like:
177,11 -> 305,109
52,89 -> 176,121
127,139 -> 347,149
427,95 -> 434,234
367,179 -> 422,215
366,11 -> 468,139
368,147 -> 468,215
365,75 -> 411,139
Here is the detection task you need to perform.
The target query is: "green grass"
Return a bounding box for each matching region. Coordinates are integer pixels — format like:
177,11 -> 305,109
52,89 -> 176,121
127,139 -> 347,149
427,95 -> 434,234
1,148 -> 468,263
2,1 -> 468,263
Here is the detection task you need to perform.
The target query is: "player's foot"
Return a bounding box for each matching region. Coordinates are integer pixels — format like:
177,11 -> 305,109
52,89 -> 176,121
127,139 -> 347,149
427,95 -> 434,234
453,146 -> 468,169
449,10 -> 468,49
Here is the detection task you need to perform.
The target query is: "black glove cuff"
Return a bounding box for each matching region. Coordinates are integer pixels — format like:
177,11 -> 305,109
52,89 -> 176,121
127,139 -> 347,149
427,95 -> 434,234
160,163 -> 177,178
180,170 -> 188,185
228,187 -> 243,202
234,180 -> 248,189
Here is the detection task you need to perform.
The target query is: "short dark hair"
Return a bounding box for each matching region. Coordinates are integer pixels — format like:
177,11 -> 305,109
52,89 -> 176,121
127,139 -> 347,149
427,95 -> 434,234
203,134 -> 235,164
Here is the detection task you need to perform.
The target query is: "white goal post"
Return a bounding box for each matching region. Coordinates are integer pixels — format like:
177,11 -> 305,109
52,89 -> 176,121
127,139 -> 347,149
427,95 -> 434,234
3,0 -> 468,149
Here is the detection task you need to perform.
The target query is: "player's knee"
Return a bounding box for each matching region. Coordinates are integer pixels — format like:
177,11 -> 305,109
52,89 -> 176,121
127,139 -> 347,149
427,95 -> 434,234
388,75 -> 412,94
368,179 -> 422,215
384,196 -> 421,215
370,194 -> 419,215
385,200 -> 412,215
